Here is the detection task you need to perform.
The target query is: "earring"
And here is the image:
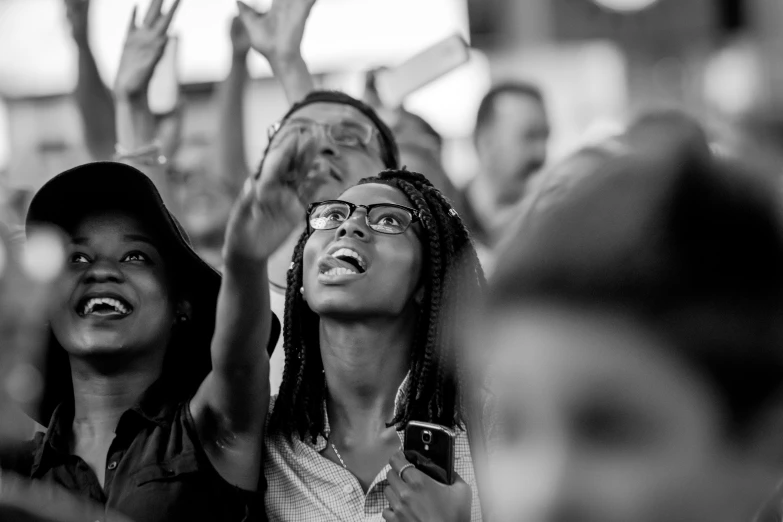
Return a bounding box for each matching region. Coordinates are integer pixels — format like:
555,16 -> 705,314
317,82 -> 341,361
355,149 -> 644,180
300,286 -> 304,295
177,314 -> 189,323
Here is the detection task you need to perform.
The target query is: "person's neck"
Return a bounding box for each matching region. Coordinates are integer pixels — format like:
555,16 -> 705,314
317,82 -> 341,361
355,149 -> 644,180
69,353 -> 164,442
320,313 -> 413,433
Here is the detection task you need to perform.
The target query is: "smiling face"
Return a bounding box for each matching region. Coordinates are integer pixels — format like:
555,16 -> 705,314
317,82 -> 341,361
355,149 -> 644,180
476,305 -> 777,522
272,102 -> 388,205
302,183 -> 423,318
50,211 -> 178,359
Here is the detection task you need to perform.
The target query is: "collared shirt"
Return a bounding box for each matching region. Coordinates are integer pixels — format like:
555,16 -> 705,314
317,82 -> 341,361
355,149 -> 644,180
264,378 -> 483,522
0,380 -> 255,522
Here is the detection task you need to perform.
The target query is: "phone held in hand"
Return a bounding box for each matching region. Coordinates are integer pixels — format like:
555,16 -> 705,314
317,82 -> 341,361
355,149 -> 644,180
375,34 -> 470,109
404,421 -> 456,485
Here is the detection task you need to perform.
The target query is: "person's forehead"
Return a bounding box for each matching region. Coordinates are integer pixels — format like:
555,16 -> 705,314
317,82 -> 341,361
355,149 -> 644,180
288,102 -> 377,129
340,183 -> 409,207
69,209 -> 152,239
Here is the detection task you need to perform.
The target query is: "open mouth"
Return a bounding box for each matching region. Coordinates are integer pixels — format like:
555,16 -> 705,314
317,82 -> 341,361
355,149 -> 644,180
321,247 -> 367,276
76,295 -> 133,318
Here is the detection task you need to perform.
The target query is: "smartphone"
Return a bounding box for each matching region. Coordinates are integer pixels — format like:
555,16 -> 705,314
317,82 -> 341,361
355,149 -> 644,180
404,421 -> 456,485
375,34 -> 470,109
148,36 -> 180,115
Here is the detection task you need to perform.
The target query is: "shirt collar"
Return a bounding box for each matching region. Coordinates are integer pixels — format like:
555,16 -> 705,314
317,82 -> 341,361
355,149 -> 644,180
128,377 -> 177,427
30,378 -> 174,477
312,372 -> 411,451
31,401 -> 72,477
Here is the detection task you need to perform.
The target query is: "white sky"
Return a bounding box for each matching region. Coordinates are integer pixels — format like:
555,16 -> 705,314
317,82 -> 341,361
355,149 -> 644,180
0,0 -> 471,97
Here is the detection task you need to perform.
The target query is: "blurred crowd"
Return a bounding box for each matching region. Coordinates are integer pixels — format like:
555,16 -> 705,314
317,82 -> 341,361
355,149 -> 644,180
3,0 -> 783,521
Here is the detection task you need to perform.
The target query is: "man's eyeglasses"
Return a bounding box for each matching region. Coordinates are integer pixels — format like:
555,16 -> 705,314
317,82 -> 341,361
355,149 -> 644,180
307,200 -> 421,235
268,119 -> 377,150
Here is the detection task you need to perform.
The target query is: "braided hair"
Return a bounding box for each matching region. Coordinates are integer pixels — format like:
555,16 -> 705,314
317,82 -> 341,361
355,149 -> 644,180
268,169 -> 485,442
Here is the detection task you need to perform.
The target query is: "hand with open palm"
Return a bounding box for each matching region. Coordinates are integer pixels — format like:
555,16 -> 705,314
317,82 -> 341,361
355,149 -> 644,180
236,0 -> 316,62
114,0 -> 181,100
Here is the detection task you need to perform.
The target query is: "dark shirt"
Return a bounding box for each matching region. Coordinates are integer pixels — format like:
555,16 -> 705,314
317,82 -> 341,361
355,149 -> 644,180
1,380 -> 256,522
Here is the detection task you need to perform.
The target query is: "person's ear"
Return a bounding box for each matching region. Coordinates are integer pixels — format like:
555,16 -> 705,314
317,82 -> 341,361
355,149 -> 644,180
414,286 -> 425,307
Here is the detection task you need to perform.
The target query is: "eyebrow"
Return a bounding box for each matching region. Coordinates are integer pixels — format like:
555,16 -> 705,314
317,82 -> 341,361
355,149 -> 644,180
124,234 -> 160,249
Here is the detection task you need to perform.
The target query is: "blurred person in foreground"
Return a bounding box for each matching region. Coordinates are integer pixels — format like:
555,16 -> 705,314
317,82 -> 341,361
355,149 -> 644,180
456,82 -> 549,256
466,130 -> 783,522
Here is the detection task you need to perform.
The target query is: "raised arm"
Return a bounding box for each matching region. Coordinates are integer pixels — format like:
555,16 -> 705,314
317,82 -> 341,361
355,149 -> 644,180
190,130 -> 309,489
213,16 -> 252,196
113,0 -> 181,211
236,0 -> 317,105
65,0 -> 116,160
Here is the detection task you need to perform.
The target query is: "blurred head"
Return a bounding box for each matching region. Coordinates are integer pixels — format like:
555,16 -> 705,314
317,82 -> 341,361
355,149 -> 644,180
169,135 -> 235,242
389,110 -> 459,203
259,91 -> 399,207
470,142 -> 783,522
269,169 -> 485,442
474,82 -> 550,204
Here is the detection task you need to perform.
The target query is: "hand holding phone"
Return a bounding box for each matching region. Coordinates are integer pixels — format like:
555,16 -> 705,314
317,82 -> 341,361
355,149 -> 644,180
403,420 -> 456,485
386,446 -> 472,522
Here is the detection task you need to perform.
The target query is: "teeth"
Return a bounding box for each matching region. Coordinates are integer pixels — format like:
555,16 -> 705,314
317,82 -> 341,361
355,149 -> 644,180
323,267 -> 357,276
82,297 -> 130,315
331,248 -> 366,270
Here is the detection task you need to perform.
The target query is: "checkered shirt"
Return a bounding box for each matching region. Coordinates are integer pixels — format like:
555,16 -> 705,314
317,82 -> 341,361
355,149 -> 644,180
264,381 -> 482,522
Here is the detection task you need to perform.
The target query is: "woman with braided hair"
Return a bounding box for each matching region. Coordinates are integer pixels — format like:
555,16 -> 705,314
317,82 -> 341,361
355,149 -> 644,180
252,126 -> 484,522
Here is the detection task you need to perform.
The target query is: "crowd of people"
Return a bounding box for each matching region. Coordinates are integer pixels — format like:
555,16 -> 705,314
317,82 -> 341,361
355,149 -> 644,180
2,1 -> 783,521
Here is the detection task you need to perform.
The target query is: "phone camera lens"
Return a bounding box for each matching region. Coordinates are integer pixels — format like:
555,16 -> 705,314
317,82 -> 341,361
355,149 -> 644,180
422,430 -> 432,444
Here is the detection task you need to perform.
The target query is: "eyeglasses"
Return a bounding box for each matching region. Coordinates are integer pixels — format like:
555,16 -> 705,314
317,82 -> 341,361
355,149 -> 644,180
267,119 -> 377,150
307,200 -> 422,235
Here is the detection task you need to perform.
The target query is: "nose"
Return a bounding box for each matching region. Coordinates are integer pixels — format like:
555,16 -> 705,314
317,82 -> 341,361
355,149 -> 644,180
311,125 -> 340,159
335,208 -> 370,241
83,257 -> 124,284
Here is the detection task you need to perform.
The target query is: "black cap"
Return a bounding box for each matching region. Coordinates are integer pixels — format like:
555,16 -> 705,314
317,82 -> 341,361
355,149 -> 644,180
26,162 -> 280,423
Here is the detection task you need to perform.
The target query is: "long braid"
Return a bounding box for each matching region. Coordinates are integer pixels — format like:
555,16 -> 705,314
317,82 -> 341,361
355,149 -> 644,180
269,168 -> 485,441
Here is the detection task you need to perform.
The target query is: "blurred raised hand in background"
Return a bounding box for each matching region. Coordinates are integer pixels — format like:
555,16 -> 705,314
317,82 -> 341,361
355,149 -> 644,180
113,0 -> 182,210
237,0 -> 317,104
64,0 -> 117,160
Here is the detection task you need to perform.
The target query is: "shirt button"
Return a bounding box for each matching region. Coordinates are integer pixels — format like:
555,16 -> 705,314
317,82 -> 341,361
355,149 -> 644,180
107,461 -> 117,470
342,484 -> 353,494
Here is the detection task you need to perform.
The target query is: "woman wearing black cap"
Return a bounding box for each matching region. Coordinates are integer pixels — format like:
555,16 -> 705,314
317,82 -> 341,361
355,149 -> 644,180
1,160 -> 280,522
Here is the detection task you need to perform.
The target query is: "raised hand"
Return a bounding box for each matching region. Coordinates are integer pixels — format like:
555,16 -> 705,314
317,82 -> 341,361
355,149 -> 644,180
114,0 -> 181,100
63,0 -> 90,44
223,131 -> 314,264
235,0 -> 316,61
230,15 -> 252,57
